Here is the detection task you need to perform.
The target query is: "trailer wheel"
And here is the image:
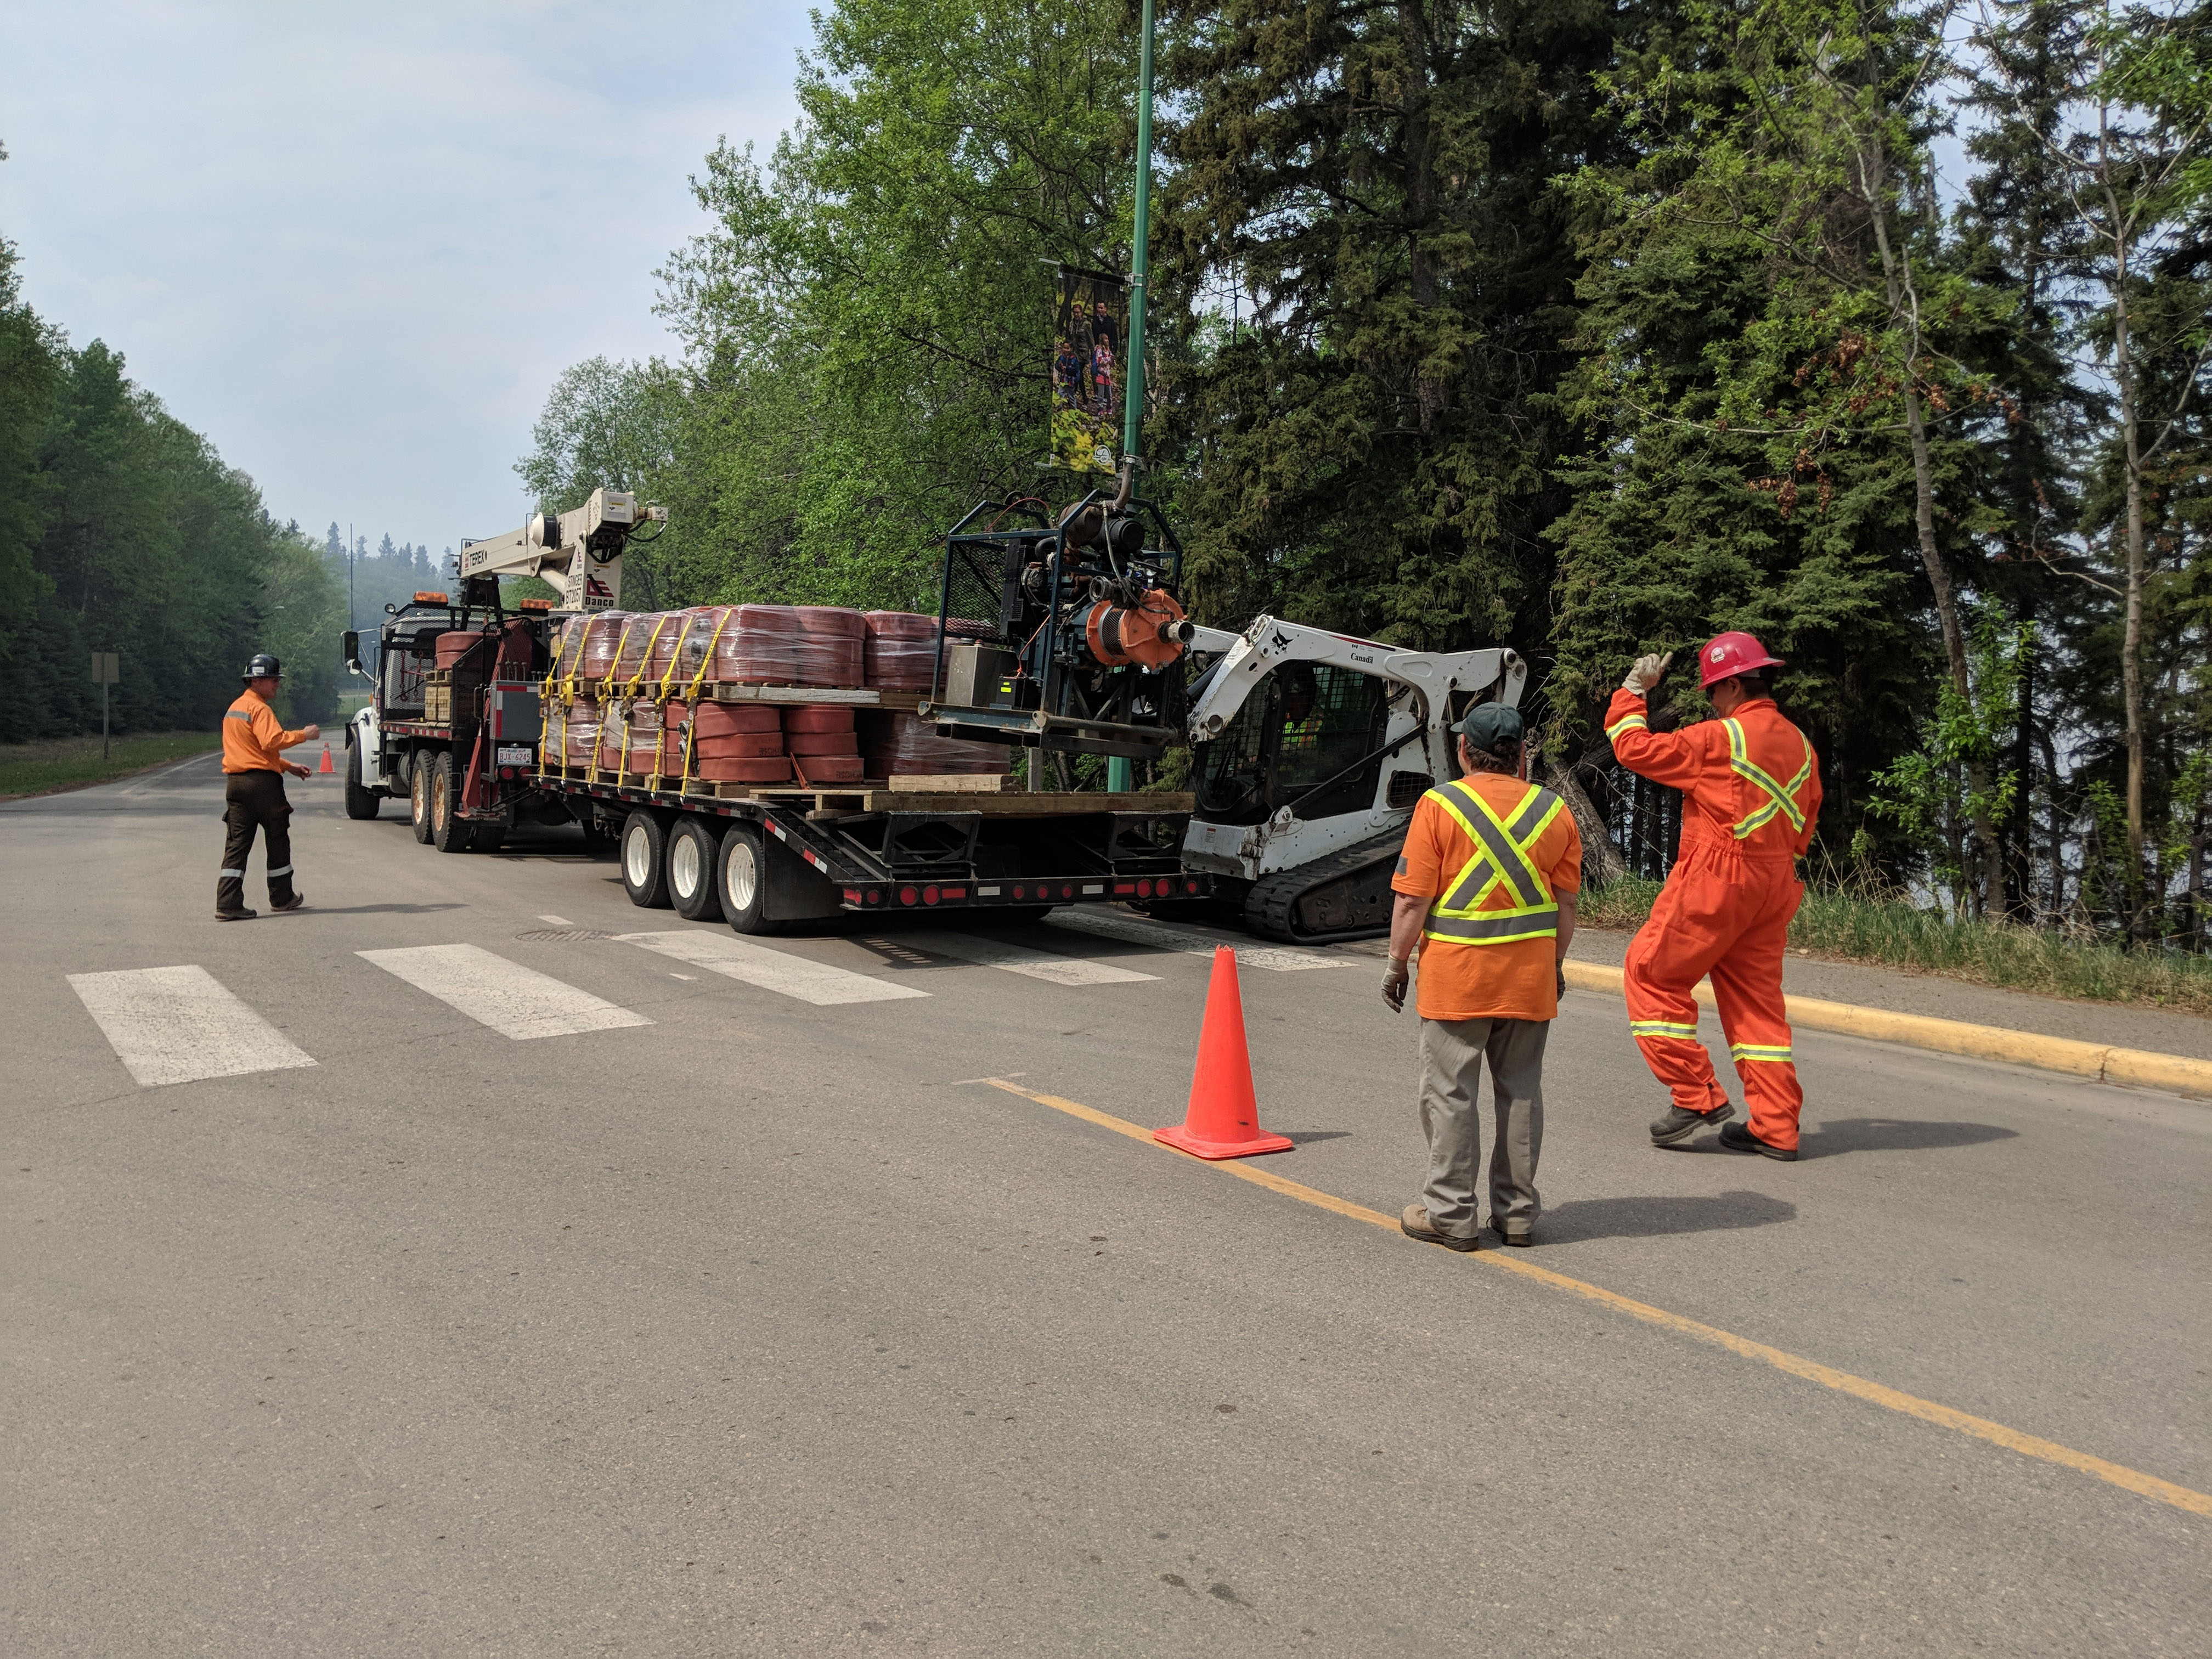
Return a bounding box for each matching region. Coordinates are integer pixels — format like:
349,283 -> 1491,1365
430,753 -> 474,853
718,823 -> 778,935
620,810 -> 672,908
409,753 -> 435,844
342,730 -> 380,820
666,816 -> 723,921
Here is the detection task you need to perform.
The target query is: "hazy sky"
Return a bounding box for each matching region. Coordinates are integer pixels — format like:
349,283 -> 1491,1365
1,2 -> 809,554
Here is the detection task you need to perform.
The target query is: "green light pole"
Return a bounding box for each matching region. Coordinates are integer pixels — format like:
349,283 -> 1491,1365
1110,0 -> 1156,797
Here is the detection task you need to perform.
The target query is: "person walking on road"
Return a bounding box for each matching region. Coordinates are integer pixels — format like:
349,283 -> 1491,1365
1383,704 -> 1582,1250
1607,633 -> 1821,1159
216,653 -> 318,921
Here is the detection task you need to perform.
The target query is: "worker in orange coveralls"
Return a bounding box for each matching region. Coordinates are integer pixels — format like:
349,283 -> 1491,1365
1607,632 -> 1821,1160
216,653 -> 318,921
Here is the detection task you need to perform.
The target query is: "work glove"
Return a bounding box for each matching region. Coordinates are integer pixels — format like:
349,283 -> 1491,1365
1556,964 -> 1567,1002
1382,958 -> 1410,1014
1621,651 -> 1674,695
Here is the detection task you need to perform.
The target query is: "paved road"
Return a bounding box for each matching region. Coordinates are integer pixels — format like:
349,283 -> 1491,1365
6,754 -> 2208,1656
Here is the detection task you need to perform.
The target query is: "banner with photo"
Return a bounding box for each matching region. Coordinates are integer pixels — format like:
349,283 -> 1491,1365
1050,266 -> 1125,475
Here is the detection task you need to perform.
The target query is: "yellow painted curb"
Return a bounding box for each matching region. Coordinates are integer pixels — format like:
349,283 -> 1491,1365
1560,961 -> 2212,1100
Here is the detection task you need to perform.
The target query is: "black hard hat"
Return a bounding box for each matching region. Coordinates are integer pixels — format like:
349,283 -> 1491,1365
243,653 -> 283,681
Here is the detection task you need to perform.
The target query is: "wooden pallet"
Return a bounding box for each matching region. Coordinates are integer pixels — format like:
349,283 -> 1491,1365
703,683 -> 924,710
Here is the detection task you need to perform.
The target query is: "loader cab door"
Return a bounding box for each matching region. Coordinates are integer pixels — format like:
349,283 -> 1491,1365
1192,662 -> 1389,826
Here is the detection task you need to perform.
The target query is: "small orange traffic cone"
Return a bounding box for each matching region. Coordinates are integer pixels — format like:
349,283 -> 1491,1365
317,743 -> 335,774
1155,947 -> 1293,1160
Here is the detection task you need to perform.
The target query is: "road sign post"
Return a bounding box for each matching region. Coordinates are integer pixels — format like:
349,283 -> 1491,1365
91,652 -> 119,759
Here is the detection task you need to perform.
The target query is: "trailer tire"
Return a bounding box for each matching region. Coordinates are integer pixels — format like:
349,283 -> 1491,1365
342,730 -> 380,820
409,752 -> 435,844
620,810 -> 672,908
430,753 -> 473,853
667,816 -> 723,921
718,823 -> 778,935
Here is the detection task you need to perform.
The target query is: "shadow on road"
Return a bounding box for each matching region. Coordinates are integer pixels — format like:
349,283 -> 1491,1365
1798,1117 -> 2018,1158
1539,1189 -> 1796,1242
1280,1130 -> 1351,1145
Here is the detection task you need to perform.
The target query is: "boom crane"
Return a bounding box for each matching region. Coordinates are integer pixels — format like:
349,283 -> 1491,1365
454,488 -> 665,612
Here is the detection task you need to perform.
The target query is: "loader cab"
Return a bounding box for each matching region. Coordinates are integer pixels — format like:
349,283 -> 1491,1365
1192,661 -> 1391,826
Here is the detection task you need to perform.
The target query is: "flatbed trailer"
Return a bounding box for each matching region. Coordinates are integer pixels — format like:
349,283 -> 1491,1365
343,606 -> 1207,934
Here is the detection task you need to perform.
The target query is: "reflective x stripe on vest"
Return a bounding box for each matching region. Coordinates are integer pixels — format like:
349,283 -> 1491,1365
1422,780 -> 1565,946
1721,718 -> 1814,841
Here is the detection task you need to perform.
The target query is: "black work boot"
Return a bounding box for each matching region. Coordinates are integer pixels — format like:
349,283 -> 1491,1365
215,906 -> 257,922
1719,1121 -> 1798,1162
270,893 -> 304,912
1650,1101 -> 1735,1146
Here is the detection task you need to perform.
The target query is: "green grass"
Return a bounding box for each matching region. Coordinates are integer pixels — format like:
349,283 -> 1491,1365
0,731 -> 221,799
1577,874 -> 2212,1015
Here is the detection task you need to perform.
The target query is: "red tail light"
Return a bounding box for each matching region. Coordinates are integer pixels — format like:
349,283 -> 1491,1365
898,885 -> 919,906
922,884 -> 940,906
866,888 -> 882,905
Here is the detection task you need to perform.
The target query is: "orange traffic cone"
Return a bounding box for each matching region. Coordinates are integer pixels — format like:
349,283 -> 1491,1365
318,743 -> 334,774
1155,947 -> 1293,1160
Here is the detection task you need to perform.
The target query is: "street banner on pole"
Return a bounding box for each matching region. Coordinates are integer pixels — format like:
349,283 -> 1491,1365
1050,266 -> 1126,476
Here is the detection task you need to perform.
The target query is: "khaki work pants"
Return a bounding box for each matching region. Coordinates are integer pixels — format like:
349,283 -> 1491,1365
218,770 -> 295,912
1418,1015 -> 1549,1240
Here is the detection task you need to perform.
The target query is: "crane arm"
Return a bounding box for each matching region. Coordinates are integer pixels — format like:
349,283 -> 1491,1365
456,488 -> 664,611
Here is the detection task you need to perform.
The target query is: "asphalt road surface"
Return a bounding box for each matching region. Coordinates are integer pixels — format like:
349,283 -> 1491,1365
6,753 -> 2208,1656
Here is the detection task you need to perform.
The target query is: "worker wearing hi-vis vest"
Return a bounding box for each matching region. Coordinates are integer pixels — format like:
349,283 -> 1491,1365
1607,631 -> 1821,1160
216,653 -> 318,921
1384,703 -> 1582,1250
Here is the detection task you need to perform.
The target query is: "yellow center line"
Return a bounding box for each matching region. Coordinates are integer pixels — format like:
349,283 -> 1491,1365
981,1078 -> 2212,1519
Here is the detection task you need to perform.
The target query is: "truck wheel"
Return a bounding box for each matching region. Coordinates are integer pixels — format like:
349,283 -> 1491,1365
667,816 -> 723,921
620,810 -> 671,908
342,732 -> 380,820
430,753 -> 473,853
718,823 -> 777,935
409,754 -> 435,844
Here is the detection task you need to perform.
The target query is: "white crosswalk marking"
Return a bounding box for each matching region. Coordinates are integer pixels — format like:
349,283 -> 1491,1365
906,931 -> 1158,985
358,943 -> 652,1040
1043,910 -> 1354,972
67,964 -> 317,1087
619,930 -> 929,1006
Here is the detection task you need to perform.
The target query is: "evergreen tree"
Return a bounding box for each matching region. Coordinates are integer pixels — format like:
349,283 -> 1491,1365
1152,0 -> 1626,652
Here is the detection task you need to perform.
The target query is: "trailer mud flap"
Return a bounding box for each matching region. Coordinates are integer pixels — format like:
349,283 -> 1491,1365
759,818 -> 844,921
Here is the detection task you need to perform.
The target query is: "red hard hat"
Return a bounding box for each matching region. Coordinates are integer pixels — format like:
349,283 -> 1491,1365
1699,630 -> 1785,690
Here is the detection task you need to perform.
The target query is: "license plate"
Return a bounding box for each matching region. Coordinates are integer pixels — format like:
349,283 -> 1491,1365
496,746 -> 533,767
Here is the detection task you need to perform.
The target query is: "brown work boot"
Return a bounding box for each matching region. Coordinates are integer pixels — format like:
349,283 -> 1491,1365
214,907 -> 257,922
1401,1204 -> 1479,1252
270,893 -> 304,912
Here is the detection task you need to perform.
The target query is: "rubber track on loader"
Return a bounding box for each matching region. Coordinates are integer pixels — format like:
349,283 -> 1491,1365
1242,828 -> 1408,945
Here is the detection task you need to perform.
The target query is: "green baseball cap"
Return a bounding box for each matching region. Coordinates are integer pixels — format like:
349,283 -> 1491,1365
1452,702 -> 1524,751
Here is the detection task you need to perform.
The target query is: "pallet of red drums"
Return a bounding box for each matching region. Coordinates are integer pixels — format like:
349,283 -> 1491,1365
538,604 -> 1006,794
